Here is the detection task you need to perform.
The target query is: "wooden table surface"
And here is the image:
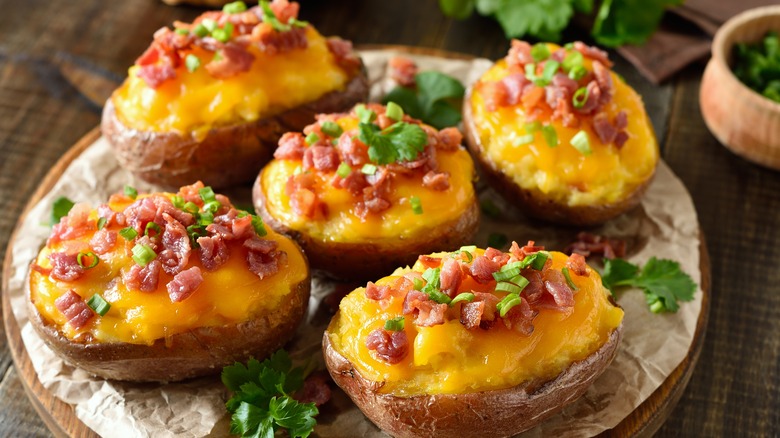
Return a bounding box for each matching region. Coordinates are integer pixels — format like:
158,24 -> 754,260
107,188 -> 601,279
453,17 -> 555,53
1,0 -> 778,436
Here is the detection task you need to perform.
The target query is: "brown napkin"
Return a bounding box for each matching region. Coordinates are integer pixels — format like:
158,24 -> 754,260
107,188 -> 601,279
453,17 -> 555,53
621,0 -> 777,84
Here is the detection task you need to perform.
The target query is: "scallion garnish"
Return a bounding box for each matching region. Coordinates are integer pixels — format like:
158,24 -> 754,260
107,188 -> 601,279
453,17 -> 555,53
412,277 -> 424,291
124,185 -> 138,200
496,294 -> 522,318
361,164 -> 377,175
541,125 -> 558,148
144,222 -> 161,237
86,294 -> 111,316
305,132 -> 320,145
562,51 -> 584,73
199,211 -> 214,226
384,316 -> 405,331
495,280 -> 526,295
76,251 -> 99,269
514,134 -> 535,146
570,130 -> 592,156
187,224 -> 207,245
212,23 -> 234,42
203,200 -> 220,214
493,262 -> 522,282
450,292 -> 475,306
202,18 -> 218,33
223,1 -> 247,13
410,196 -> 423,215
531,43 -> 550,62
524,121 -> 542,134
97,217 -> 107,230
562,267 -> 579,291
119,227 -> 138,240
172,195 -> 185,208
175,28 -> 190,36
385,101 -> 404,121
422,267 -> 441,288
321,121 -> 343,138
131,243 -> 156,266
51,196 -> 75,225
456,245 -> 475,262
572,87 -> 589,109
193,23 -> 209,38
355,104 -> 377,124
516,251 -> 549,271
185,54 -> 201,73
336,162 -> 351,178
198,186 -> 216,203
183,201 -> 199,214
568,65 -> 587,81
251,214 -> 267,237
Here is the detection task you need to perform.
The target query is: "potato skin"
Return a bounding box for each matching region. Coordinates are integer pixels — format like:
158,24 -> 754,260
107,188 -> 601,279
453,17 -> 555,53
462,87 -> 654,227
252,175 -> 481,281
102,68 -> 369,190
323,321 -> 623,438
27,267 -> 311,383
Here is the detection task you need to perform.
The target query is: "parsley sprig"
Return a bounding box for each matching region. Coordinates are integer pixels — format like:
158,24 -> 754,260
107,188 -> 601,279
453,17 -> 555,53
601,257 -> 697,313
357,105 -> 428,165
383,71 -> 465,129
222,350 -> 318,438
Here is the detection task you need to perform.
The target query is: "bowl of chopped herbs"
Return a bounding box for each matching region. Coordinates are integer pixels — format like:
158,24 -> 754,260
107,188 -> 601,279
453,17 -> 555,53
700,5 -> 780,170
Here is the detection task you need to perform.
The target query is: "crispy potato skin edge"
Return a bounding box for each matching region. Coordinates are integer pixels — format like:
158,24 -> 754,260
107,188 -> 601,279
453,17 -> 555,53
102,66 -> 369,190
323,321 -> 623,438
461,86 -> 655,227
27,256 -> 311,383
252,175 -> 481,281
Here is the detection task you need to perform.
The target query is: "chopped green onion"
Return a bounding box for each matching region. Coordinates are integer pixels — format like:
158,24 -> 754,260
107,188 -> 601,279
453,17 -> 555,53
570,130 -> 592,156
222,1 -> 247,13
562,267 -> 579,291
361,164 -> 377,175
426,288 -> 452,304
183,201 -> 199,214
496,294 -> 522,317
562,51 -> 584,73
289,18 -> 309,28
199,211 -> 214,226
385,102 -> 404,121
76,251 -> 99,269
336,162 -> 351,178
355,104 -> 377,124
508,274 -> 530,290
524,121 -> 542,134
410,196 -> 423,215
459,245 -> 477,253
520,251 -> 549,270
493,262 -> 521,282
412,277 -> 424,291
572,87 -> 589,109
96,217 -> 107,230
51,196 -> 75,225
198,186 -> 216,203
187,224 -> 207,245
144,222 -> 161,237
124,185 -> 138,200
514,134 -> 535,146
487,232 -> 508,249
251,215 -> 267,237
568,65 -> 588,81
203,200 -> 220,214
541,125 -> 558,148
185,54 -> 201,72
458,250 -> 474,262
193,23 -> 209,38
175,28 -> 190,36
495,280 -> 525,294
86,294 -> 111,316
480,199 -> 501,218
531,43 -> 550,62
450,292 -> 475,306
564,42 -> 575,50
384,316 -> 405,331
119,227 -> 138,240
213,23 -> 234,42
540,60 -> 560,85
321,121 -> 343,138
525,63 -> 538,83
422,267 -> 440,288
202,18 -> 218,33
305,132 -> 320,145
172,195 -> 185,209
131,243 -> 156,266
649,298 -> 665,314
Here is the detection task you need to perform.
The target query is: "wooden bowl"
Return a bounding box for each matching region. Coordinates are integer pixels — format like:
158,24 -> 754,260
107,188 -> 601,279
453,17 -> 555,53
700,5 -> 780,170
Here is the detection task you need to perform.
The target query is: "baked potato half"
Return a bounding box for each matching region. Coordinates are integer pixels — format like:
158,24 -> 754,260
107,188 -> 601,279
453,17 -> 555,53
324,244 -> 623,437
102,0 -> 368,189
463,40 -> 658,226
253,103 -> 480,280
28,182 -> 310,382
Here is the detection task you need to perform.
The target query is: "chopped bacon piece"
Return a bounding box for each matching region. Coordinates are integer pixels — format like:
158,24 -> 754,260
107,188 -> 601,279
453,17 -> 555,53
274,132 -> 307,160
137,63 -> 176,89
197,234 -> 230,271
48,203 -> 93,245
294,371 -> 332,406
521,85 -> 544,110
337,131 -> 370,166
326,37 -> 361,73
252,25 -> 307,55
403,290 -> 447,327
574,41 -> 613,68
90,228 -> 117,255
355,197 -> 390,219
521,269 -> 545,304
593,112 -> 618,145
303,145 -> 340,172
159,213 -> 191,276
167,266 -> 203,302
124,260 -> 161,292
502,73 -> 530,106
49,252 -> 86,282
389,56 -> 417,87
97,204 -> 124,228
436,127 -> 462,151
507,39 -> 533,69
417,255 -> 442,269
366,329 -> 408,364
439,258 -> 463,298
244,236 -> 278,253
573,80 -> 602,115
422,171 -> 450,191
614,111 -> 628,130
614,131 -> 629,148
54,290 -> 94,329
179,181 -> 205,205
566,253 -> 589,277
290,188 -> 320,218
484,247 -> 510,265
246,240 -> 286,279
564,232 -> 626,259
543,269 -> 576,309
502,297 -> 536,335
482,80 -> 509,111
365,281 -> 392,301
460,292 -> 500,330
592,61 -> 614,102
509,240 -> 545,260
469,255 -> 499,284
205,43 -> 255,79
331,170 -> 368,196
123,197 -> 159,235
268,0 -> 300,24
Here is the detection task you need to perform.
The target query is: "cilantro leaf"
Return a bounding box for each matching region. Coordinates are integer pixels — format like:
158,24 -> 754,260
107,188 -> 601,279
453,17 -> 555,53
360,123 -> 397,164
601,257 -> 697,313
383,86 -> 424,119
383,71 -> 465,129
416,71 -> 465,113
51,196 -> 75,225
493,0 -> 573,41
269,396 -> 318,438
592,0 -> 683,47
359,121 -> 427,165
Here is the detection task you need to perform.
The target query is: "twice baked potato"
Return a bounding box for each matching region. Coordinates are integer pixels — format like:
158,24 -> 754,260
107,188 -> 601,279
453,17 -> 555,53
28,182 -> 310,382
253,103 -> 480,280
324,243 -> 623,437
463,40 -> 658,226
102,0 -> 368,189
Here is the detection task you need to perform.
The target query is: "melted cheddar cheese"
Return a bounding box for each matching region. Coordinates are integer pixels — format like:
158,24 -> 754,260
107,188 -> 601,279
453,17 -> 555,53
112,27 -> 350,137
470,48 -> 658,207
327,251 -> 623,396
29,196 -> 308,345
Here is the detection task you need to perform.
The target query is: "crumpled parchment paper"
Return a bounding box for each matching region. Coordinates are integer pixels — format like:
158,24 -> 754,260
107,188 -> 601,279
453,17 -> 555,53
4,50 -> 703,437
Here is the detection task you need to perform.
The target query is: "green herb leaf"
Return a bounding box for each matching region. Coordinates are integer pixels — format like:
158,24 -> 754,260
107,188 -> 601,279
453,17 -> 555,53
359,121 -> 427,165
336,162 -> 351,178
410,195 -> 423,215
97,217 -> 107,230
269,397 -> 317,438
251,215 -> 268,237
592,0 -> 683,47
438,0 -> 475,20
601,257 -> 697,313
492,0 -> 573,41
570,130 -> 592,155
185,54 -> 201,74
223,1 -> 247,14
383,71 -> 465,129
124,185 -> 138,200
384,316 -> 405,331
51,196 -> 75,225
321,121 -> 343,138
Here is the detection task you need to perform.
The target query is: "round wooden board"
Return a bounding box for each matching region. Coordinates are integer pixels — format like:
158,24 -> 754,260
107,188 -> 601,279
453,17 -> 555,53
2,46 -> 711,437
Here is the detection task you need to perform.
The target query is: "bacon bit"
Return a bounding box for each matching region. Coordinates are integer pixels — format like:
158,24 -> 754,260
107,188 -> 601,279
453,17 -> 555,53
294,371 -> 332,406
331,171 -> 368,196
543,269 -> 576,309
437,127 -> 462,151
355,197 -> 390,219
593,113 -> 619,145
417,255 -> 442,269
565,232 -> 626,259
439,258 -> 463,298
167,266 -> 203,302
389,56 -> 417,87
502,297 -> 536,335
460,292 -> 500,330
124,260 -> 162,292
206,43 -> 255,79
90,229 -> 117,255
503,73 -> 530,107
326,37 -> 361,74
484,247 -> 510,265
54,290 -> 94,329
566,253 -> 589,277
97,204 -> 124,228
49,252 -> 86,282
507,39 -> 533,70
614,131 -> 629,148
48,203 -> 93,245
402,290 -> 447,327
178,181 -> 205,205
422,171 -> 450,191
137,64 -> 176,89
366,328 -> 408,364
521,85 -> 545,110
469,255 -> 500,284
252,25 -> 307,55
159,213 -> 191,276
269,0 -> 299,23
303,145 -> 340,172
336,131 -> 370,166
290,188 -> 320,218
198,235 -> 230,271
509,240 -> 545,260
246,237 -> 286,280
482,81 -> 509,111
274,132 -> 307,160
365,281 -> 392,300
